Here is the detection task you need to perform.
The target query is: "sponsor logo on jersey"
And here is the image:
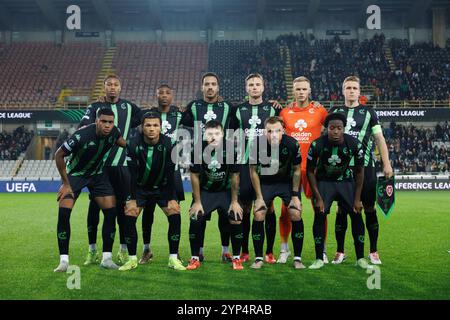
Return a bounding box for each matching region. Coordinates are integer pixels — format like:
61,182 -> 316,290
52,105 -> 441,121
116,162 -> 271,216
245,128 -> 265,137
294,119 -> 307,132
204,110 -> 217,122
249,115 -> 261,126
162,120 -> 172,134
208,159 -> 221,172
328,155 -> 342,166
291,131 -> 312,142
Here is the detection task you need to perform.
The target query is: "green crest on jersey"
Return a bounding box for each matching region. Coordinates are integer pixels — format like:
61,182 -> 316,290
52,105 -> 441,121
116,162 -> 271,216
157,144 -> 163,152
282,147 -> 288,155
263,105 -> 269,111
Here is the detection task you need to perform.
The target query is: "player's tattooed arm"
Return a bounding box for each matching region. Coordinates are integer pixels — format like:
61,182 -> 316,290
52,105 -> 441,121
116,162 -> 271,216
189,172 -> 204,218
250,165 -> 266,212
353,165 -> 364,214
55,147 -> 73,201
229,172 -> 243,220
373,132 -> 394,178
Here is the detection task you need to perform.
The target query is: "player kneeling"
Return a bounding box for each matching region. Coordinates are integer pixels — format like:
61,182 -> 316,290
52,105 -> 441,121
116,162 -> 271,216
306,113 -> 370,270
122,111 -> 186,271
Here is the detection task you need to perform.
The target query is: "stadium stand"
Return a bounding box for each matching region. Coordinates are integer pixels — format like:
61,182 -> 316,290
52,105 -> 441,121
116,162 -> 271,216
14,160 -> 60,181
389,40 -> 450,101
384,121 -> 450,174
112,42 -> 208,106
209,39 -> 288,102
0,42 -> 105,108
0,126 -> 34,160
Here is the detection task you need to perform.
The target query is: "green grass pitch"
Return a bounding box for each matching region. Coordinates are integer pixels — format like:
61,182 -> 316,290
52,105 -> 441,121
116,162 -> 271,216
0,191 -> 449,300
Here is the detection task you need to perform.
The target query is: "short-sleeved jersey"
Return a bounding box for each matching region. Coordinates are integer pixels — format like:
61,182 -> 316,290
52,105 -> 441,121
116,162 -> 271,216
256,134 -> 301,184
190,141 -> 239,192
306,134 -> 364,181
79,99 -> 142,167
280,102 -> 328,171
328,105 -> 382,167
152,105 -> 183,145
180,99 -> 234,143
62,124 -> 122,177
127,134 -> 175,191
232,101 -> 280,164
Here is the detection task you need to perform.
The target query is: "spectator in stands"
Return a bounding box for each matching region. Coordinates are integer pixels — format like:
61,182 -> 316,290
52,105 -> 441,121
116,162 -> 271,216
0,127 -> 33,160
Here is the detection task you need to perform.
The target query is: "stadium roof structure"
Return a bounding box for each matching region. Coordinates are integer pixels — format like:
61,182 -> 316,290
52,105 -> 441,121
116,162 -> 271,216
0,0 -> 449,31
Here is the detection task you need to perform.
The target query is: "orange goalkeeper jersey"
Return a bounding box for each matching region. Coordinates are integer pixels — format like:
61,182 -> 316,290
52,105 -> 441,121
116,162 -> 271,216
280,102 -> 328,170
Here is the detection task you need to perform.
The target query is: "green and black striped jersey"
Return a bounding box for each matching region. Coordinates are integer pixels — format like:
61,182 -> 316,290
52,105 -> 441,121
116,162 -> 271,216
307,134 -> 364,181
126,134 -> 174,191
329,105 -> 382,167
232,101 -> 279,164
62,124 -> 122,177
255,135 -> 301,184
155,106 -> 183,145
190,141 -> 239,192
79,99 -> 142,167
180,99 -> 234,143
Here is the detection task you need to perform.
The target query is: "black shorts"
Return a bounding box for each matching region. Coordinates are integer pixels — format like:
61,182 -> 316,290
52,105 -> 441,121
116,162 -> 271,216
317,180 -> 355,214
173,168 -> 185,202
192,190 -> 231,221
261,182 -> 292,208
68,173 -> 114,199
136,187 -> 169,209
104,166 -> 131,202
238,165 -> 255,203
361,166 -> 376,207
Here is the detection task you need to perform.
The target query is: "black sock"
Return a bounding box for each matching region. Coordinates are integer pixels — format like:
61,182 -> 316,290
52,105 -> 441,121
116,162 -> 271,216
116,202 -> 126,246
57,207 -> 72,255
350,212 -> 365,260
335,212 -> 348,253
291,219 -> 304,258
142,202 -> 156,245
241,209 -> 251,254
167,214 -> 181,255
189,217 -> 203,257
252,220 -> 265,258
124,215 -> 137,256
199,219 -> 207,249
218,210 -> 230,247
265,211 -> 276,255
102,207 -> 117,253
230,223 -> 243,257
313,212 -> 326,260
365,210 -> 379,253
87,199 -> 100,246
